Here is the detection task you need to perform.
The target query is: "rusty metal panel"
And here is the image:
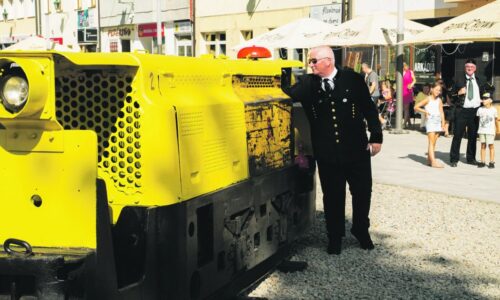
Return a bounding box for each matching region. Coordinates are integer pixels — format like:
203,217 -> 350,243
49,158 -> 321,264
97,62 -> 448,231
245,99 -> 293,176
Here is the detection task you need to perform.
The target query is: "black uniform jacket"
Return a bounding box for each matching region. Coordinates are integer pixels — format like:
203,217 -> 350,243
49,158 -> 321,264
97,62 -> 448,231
283,68 -> 383,163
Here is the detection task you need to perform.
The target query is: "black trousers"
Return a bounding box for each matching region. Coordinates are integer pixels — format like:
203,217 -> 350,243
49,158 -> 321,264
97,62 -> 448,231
317,154 -> 372,239
450,107 -> 478,163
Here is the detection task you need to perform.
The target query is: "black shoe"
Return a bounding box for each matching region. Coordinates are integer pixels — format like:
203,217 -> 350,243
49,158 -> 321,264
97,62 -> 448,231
327,237 -> 342,255
478,162 -> 486,168
450,162 -> 458,167
350,229 -> 375,250
466,160 -> 479,165
488,162 -> 495,169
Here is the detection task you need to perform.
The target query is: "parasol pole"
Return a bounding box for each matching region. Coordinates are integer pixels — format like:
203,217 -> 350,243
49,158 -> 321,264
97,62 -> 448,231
492,42 -> 495,86
393,0 -> 407,133
371,45 -> 375,69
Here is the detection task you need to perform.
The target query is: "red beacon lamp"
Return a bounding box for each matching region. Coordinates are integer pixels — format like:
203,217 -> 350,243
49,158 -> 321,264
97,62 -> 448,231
237,46 -> 272,60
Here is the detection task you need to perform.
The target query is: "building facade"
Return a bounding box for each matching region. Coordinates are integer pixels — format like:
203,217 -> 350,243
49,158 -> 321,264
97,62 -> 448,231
195,0 -> 345,59
99,0 -> 192,55
0,0 -> 36,49
0,0 -> 98,51
40,0 -> 96,52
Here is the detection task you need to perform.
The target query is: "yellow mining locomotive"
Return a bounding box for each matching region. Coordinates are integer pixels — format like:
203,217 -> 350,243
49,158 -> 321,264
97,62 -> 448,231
0,50 -> 315,299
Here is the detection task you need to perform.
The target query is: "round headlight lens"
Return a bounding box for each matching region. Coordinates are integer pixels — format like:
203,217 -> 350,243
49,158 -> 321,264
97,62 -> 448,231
1,76 -> 29,112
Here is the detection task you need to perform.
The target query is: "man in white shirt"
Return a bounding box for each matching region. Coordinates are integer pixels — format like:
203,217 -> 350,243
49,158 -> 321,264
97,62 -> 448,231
450,59 -> 486,167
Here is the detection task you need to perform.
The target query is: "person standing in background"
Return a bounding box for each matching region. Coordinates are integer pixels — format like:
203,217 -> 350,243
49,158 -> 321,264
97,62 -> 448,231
362,63 -> 380,104
476,93 -> 497,169
403,62 -> 416,128
414,83 -> 431,131
450,59 -> 486,167
414,82 -> 446,168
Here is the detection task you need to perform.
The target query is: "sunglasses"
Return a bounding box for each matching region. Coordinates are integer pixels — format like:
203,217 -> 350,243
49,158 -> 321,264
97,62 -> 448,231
308,57 -> 330,64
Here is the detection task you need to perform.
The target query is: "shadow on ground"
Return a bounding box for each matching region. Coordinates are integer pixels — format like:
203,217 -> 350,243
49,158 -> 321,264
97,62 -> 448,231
401,151 -> 465,167
272,210 -> 497,299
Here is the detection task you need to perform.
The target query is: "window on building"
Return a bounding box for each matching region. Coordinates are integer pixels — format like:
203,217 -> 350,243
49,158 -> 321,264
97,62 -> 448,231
54,0 -> 61,11
279,48 -> 288,60
241,30 -> 253,41
121,40 -> 131,52
25,0 -> 35,18
10,0 -> 16,19
293,49 -> 304,61
203,32 -> 226,56
110,41 -> 118,52
176,35 -> 192,57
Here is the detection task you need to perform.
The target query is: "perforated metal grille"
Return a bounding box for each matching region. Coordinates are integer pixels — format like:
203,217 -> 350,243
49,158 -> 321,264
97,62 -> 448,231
179,111 -> 204,137
233,75 -> 278,88
54,70 -> 142,192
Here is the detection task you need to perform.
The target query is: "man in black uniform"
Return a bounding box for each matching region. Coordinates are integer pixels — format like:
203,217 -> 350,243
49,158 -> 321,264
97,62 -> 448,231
450,59 -> 486,167
282,46 -> 382,255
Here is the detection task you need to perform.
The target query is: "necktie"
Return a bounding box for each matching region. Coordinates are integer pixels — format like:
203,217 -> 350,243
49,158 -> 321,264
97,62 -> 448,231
323,78 -> 333,92
467,77 -> 474,100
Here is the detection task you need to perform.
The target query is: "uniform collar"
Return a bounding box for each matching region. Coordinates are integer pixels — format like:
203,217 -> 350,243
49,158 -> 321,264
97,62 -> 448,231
466,73 -> 475,80
321,68 -> 338,82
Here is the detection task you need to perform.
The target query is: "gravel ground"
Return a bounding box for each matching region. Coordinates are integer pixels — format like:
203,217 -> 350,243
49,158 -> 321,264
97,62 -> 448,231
248,182 -> 500,300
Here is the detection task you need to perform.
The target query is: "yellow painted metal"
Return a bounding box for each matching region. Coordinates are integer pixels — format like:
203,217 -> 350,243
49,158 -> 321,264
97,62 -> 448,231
137,53 -> 248,201
0,51 -> 301,224
0,130 -> 97,248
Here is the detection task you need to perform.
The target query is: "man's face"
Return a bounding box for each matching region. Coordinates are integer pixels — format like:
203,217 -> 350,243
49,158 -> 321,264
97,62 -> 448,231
308,50 -> 333,77
465,63 -> 476,76
361,65 -> 369,74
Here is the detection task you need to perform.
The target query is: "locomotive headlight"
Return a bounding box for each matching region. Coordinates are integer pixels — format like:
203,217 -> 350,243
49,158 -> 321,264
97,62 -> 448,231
1,75 -> 29,113
0,57 -> 51,119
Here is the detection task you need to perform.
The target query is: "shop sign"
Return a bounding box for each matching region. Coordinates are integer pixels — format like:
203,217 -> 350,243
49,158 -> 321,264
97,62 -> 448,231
138,23 -> 164,38
310,3 -> 342,26
414,47 -> 436,74
77,8 -> 97,29
50,37 -> 63,45
107,27 -> 133,38
174,21 -> 192,34
78,28 -> 98,43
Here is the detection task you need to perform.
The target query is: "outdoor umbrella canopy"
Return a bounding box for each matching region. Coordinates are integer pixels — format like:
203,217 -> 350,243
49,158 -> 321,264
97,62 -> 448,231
3,36 -> 78,52
399,0 -> 500,44
313,13 -> 430,47
233,18 -> 335,50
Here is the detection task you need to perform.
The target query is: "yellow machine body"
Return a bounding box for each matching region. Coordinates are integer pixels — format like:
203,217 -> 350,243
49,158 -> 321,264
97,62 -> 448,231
0,130 -> 97,249
0,54 -> 97,249
0,51 -> 301,228
0,51 -> 315,300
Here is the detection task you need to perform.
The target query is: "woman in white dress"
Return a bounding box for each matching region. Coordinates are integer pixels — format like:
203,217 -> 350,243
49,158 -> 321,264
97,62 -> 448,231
414,82 -> 445,168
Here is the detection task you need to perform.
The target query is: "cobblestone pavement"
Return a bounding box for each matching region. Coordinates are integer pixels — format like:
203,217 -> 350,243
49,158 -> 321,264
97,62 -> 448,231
249,182 -> 500,299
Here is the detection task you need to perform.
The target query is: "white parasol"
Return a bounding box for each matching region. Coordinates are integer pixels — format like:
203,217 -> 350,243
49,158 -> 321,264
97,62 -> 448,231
399,0 -> 500,44
313,13 -> 430,47
3,36 -> 78,52
233,18 -> 335,50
